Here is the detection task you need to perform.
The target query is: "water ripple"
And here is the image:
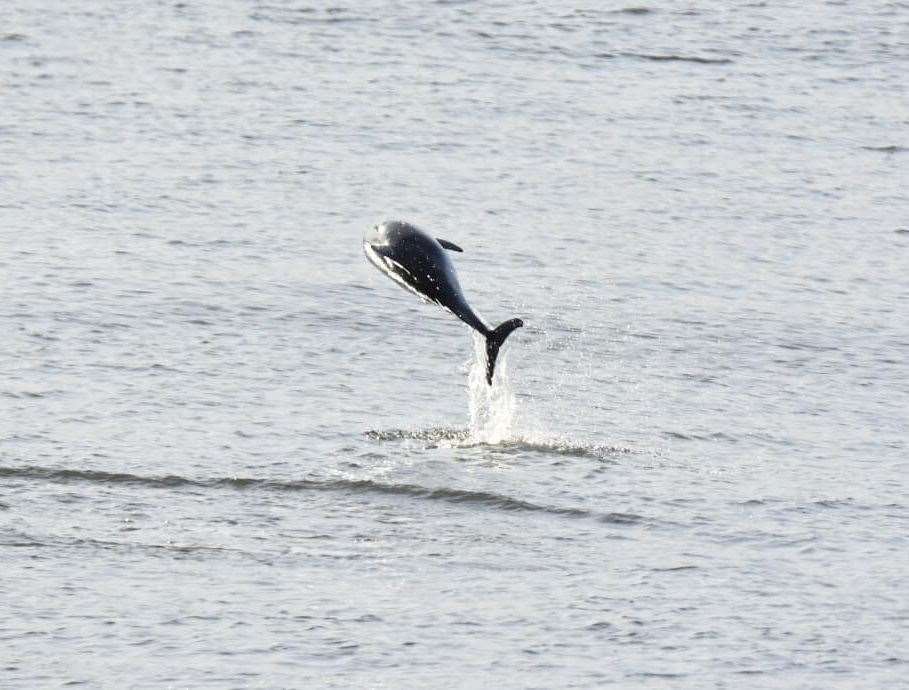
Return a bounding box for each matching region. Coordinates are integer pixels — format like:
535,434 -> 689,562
0,464 -> 646,524
620,52 -> 734,65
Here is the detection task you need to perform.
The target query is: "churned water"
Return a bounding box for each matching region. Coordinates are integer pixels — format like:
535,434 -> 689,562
1,0 -> 908,687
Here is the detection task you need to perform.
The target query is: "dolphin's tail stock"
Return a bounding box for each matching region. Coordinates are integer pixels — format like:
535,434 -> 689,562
485,318 -> 524,385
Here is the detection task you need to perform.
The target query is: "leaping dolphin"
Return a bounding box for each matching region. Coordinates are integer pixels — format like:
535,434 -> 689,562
363,220 -> 523,385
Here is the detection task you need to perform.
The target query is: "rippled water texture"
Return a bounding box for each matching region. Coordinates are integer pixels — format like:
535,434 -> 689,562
2,1 -> 908,687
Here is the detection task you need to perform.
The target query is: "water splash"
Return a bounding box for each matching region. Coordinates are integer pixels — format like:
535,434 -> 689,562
467,331 -> 517,444
367,326 -> 640,459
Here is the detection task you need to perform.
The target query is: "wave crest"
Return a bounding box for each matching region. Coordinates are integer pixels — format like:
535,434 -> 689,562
1,464 -> 649,525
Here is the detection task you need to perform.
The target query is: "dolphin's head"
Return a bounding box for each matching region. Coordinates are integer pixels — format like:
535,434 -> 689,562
363,221 -> 399,271
364,220 -> 411,249
363,222 -> 384,249
364,220 -> 415,260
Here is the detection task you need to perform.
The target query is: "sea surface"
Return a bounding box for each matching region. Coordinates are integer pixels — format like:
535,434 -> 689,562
1,1 -> 908,687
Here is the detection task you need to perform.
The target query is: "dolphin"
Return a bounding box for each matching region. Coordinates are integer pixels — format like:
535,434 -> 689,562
363,220 -> 523,385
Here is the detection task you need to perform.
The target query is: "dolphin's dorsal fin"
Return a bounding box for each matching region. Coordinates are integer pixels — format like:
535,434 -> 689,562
437,238 -> 464,252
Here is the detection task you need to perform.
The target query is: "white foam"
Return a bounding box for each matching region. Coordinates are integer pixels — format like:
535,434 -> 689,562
467,331 -> 517,444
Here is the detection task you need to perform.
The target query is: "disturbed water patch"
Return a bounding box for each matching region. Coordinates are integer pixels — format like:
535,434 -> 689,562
365,426 -> 470,443
365,427 -> 636,460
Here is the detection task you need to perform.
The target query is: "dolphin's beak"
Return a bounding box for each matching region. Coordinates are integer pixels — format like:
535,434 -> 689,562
363,241 -> 384,271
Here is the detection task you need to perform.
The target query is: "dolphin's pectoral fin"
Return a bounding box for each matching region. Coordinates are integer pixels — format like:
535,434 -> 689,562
437,238 -> 464,253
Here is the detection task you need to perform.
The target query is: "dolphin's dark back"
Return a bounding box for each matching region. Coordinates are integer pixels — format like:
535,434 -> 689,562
366,222 -> 486,332
364,220 -> 523,384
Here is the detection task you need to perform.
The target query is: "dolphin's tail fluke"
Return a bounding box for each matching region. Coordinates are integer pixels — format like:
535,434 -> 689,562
485,318 -> 524,385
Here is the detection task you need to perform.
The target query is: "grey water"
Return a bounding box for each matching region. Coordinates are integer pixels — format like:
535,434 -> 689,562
1,0 -> 908,687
